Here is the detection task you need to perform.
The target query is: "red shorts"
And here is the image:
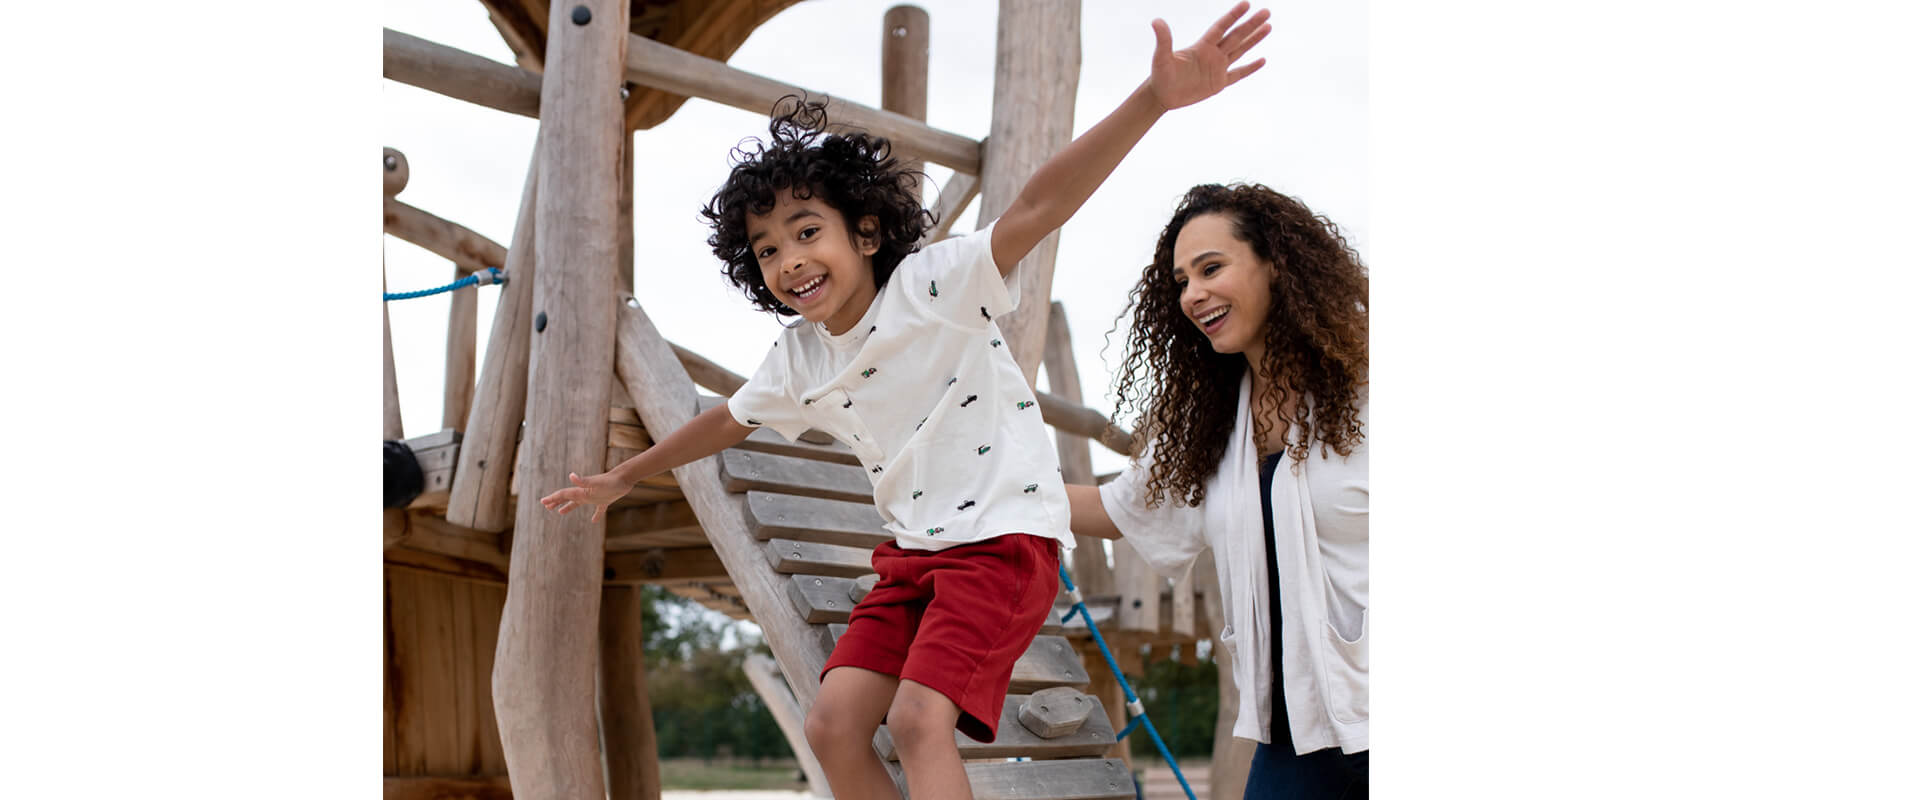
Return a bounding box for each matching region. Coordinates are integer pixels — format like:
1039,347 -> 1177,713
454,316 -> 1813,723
821,533 -> 1061,742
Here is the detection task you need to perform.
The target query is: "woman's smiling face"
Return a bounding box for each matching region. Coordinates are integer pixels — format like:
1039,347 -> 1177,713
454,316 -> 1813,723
1171,212 -> 1277,361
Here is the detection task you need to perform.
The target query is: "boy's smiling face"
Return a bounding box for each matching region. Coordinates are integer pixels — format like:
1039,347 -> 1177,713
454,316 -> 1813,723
746,190 -> 881,335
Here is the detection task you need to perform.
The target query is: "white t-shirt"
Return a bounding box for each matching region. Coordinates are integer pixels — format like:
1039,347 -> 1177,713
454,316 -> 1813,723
728,222 -> 1074,555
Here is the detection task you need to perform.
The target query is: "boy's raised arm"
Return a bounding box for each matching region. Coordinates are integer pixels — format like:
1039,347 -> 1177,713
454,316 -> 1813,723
540,399 -> 754,522
989,2 -> 1271,275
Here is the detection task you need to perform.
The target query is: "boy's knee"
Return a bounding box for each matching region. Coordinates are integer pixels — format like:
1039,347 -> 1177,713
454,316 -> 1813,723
884,692 -> 949,749
805,704 -> 858,754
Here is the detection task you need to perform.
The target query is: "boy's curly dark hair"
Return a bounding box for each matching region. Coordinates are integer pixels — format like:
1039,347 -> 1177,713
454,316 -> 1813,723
700,95 -> 934,316
1111,183 -> 1369,508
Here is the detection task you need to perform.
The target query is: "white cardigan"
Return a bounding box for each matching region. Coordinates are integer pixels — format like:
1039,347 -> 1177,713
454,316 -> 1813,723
1098,374 -> 1368,754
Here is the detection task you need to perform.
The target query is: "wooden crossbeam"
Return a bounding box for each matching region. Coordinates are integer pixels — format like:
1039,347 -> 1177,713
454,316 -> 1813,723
622,32 -> 982,174
604,546 -> 731,584
383,197 -> 507,276
383,28 -> 542,118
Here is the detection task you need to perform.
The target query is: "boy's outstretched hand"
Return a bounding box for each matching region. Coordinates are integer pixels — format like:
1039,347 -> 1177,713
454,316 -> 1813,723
539,471 -> 631,523
1148,2 -> 1272,112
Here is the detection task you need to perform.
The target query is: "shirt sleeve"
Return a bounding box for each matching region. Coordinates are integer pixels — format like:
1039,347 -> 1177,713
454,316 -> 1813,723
901,219 -> 1018,328
726,340 -> 811,442
1098,450 -> 1208,579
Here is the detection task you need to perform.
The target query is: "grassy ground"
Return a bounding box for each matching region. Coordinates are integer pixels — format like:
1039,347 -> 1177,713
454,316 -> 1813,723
659,758 -> 811,791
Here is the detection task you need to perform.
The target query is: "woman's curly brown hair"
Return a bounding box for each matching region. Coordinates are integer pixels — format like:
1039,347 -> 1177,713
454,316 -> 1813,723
1110,183 -> 1368,508
701,95 -> 934,316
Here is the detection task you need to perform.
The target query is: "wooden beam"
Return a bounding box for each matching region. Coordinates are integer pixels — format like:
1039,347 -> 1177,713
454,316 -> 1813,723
384,28 -> 542,118
598,584 -> 663,800
622,32 -> 983,174
1036,389 -> 1133,457
1044,301 -> 1113,596
880,5 -> 930,201
475,0 -> 548,71
403,511 -> 510,572
603,546 -> 731,584
492,1 -> 627,798
386,545 -> 509,586
975,0 -> 1082,385
668,342 -> 745,395
382,775 -> 513,800
742,654 -> 831,798
614,294 -> 830,711
384,147 -> 410,197
924,171 -> 980,244
447,155 -> 539,532
955,758 -> 1134,800
384,197 -> 508,277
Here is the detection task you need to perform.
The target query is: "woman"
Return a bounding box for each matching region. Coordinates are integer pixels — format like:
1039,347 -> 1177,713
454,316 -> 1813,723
1069,183 -> 1368,798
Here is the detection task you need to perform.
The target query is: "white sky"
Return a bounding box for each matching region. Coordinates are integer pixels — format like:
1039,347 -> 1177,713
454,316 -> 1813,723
381,0 -> 1367,477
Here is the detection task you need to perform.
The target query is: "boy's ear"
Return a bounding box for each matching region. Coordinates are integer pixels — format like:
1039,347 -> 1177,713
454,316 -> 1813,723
856,216 -> 881,256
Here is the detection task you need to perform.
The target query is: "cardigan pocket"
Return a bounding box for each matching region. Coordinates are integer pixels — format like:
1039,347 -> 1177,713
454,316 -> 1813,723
1321,609 -> 1368,724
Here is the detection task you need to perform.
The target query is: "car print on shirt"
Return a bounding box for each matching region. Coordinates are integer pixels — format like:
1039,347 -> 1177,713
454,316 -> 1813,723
990,339 -> 1001,348
977,445 -> 991,455
960,395 -> 979,407
929,280 -> 939,298
980,306 -> 990,320
926,527 -> 944,536
1023,484 -> 1038,494
956,500 -> 975,511
1016,401 -> 1034,410
912,490 -> 923,500
861,367 -> 876,379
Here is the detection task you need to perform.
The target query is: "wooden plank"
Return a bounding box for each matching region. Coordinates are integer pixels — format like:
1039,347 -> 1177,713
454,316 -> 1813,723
622,32 -> 982,174
830,625 -> 1089,693
401,511 -> 509,572
387,544 -> 509,586
875,693 -> 1114,761
881,5 -> 930,201
764,538 -> 874,578
447,155 -> 539,532
493,1 -> 627,797
384,147 -> 410,197
598,584 -> 663,800
1112,539 -> 1161,635
1170,568 -> 1195,640
720,449 -> 872,504
604,500 -> 700,549
743,491 -> 892,549
742,654 -> 831,798
383,570 -> 402,773
615,296 -> 832,713
958,758 -> 1135,800
404,431 -> 461,510
423,574 -> 463,773
472,582 -> 509,774
384,28 -> 542,118
603,546 -> 730,584
1044,301 -> 1114,597
736,427 -> 860,466
974,0 -> 1081,385
671,342 -> 746,395
786,573 -> 860,623
388,569 -> 428,773
383,775 -> 514,800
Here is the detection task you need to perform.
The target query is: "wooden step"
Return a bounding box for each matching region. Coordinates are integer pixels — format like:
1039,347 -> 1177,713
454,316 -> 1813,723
743,491 -> 892,549
874,693 -> 1116,761
765,538 -> 875,578
827,624 -> 1090,693
720,449 -> 872,504
952,757 -> 1136,800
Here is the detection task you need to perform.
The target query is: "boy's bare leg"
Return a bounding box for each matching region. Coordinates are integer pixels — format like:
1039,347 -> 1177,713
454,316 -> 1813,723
887,679 -> 970,800
806,667 -> 900,800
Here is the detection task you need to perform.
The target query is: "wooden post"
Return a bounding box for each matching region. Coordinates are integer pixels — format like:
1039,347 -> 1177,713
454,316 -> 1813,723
1112,539 -> 1161,635
598,585 -> 662,800
492,1 -> 628,798
1043,301 -> 1113,596
880,5 -> 929,203
742,655 -> 832,798
447,157 -> 539,532
443,266 -> 478,430
974,0 -> 1081,385
617,131 -> 634,292
384,265 -> 405,441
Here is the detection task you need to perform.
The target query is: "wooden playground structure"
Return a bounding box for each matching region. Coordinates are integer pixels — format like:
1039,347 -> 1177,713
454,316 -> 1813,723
382,2 -> 1253,798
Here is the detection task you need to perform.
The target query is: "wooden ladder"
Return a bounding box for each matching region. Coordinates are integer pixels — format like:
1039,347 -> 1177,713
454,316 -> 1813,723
614,299 -> 1136,800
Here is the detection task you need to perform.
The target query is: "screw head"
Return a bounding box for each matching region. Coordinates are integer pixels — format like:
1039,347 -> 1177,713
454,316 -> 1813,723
570,5 -> 591,24
534,311 -> 547,332
383,154 -> 397,170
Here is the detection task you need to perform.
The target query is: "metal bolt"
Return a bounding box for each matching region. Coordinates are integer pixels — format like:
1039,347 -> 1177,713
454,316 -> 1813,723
892,25 -> 907,37
620,85 -> 631,100
383,154 -> 397,170
571,5 -> 591,24
534,311 -> 547,332
603,567 -> 614,580
625,296 -> 640,308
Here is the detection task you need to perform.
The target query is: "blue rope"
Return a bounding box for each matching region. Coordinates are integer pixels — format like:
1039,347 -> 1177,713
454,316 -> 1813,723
384,267 -> 505,301
1059,564 -> 1197,800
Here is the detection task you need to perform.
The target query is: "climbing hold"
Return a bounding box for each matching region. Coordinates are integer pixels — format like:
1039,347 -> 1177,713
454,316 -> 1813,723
1019,687 -> 1094,738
